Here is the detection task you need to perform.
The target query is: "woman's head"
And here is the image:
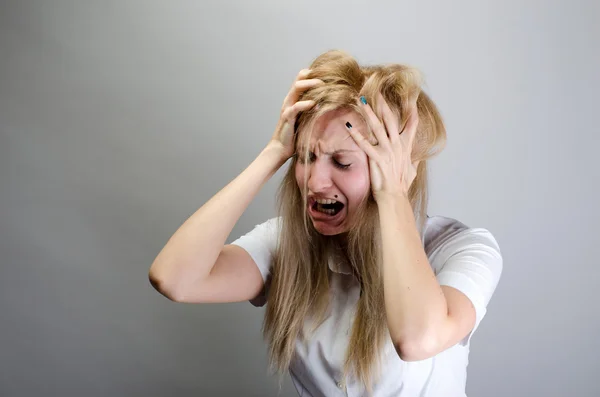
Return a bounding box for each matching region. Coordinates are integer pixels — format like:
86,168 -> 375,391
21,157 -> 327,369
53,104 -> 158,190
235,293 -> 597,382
287,50 -> 446,237
294,108 -> 371,235
264,50 -> 447,393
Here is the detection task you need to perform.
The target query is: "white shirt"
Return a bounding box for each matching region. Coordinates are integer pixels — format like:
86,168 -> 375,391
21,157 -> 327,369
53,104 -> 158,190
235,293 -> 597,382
231,215 -> 503,397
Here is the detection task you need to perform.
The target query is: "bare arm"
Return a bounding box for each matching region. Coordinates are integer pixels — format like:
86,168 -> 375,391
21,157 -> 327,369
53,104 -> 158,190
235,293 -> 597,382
378,194 -> 476,361
347,95 -> 477,361
148,69 -> 322,303
148,144 -> 286,302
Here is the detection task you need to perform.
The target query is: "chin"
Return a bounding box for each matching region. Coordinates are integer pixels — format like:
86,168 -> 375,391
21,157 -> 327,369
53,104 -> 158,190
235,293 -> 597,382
307,205 -> 352,236
310,220 -> 348,236
315,228 -> 344,236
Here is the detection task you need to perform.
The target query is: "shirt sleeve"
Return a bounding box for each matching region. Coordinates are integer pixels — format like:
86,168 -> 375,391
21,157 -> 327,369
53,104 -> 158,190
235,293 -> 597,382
229,217 -> 280,307
434,228 -> 503,345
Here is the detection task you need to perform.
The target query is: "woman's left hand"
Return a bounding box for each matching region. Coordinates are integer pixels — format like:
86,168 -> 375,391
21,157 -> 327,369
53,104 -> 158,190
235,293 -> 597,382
346,93 -> 420,201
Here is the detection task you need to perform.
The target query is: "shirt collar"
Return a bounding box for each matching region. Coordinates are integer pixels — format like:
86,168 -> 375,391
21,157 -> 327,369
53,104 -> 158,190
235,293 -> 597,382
328,257 -> 353,275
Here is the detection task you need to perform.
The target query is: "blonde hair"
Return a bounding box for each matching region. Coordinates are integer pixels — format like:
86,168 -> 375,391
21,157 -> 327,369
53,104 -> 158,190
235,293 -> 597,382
263,50 -> 446,394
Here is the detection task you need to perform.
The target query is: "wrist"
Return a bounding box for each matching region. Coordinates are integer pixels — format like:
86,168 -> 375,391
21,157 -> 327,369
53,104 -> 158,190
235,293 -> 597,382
375,190 -> 408,206
260,142 -> 290,167
376,192 -> 418,234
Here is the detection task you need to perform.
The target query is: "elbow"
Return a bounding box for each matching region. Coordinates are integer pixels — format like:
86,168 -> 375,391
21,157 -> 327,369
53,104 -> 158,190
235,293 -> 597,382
393,334 -> 439,362
148,267 -> 185,303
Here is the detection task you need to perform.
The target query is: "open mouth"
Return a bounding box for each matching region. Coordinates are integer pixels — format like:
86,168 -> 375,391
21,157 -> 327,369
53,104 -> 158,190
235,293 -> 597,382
310,198 -> 345,217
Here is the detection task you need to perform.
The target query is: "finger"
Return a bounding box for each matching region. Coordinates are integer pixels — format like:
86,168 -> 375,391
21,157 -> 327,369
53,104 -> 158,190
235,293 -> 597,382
285,79 -> 324,107
281,100 -> 316,122
345,122 -> 379,159
295,78 -> 324,90
282,69 -> 311,108
377,93 -> 400,145
358,96 -> 390,150
401,103 -> 420,148
296,68 -> 312,81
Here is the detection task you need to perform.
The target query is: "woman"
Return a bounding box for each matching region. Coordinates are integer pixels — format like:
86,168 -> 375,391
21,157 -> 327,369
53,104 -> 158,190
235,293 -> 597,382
149,50 -> 503,396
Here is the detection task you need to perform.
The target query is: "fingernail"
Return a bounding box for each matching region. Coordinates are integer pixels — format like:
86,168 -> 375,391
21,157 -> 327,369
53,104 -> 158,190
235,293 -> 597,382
359,96 -> 367,105
345,121 -> 352,129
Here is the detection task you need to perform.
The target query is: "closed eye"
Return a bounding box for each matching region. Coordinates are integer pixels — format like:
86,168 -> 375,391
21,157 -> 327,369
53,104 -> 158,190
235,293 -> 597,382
296,152 -> 350,169
333,158 -> 350,169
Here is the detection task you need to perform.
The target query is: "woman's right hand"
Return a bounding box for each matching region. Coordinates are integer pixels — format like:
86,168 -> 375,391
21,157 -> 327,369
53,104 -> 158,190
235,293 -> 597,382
268,69 -> 323,160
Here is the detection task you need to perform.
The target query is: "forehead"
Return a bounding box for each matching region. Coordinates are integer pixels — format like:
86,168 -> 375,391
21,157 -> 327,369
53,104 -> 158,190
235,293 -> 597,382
297,109 -> 367,152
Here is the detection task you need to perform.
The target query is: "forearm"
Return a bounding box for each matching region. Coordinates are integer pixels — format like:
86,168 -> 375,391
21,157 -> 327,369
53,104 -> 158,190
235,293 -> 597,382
378,193 -> 448,356
149,143 -> 287,294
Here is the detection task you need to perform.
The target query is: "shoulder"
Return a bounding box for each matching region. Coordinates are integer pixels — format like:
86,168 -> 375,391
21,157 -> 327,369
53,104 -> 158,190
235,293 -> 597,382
233,217 -> 281,242
229,217 -> 282,261
424,216 -> 504,343
229,217 -> 281,286
423,215 -> 502,271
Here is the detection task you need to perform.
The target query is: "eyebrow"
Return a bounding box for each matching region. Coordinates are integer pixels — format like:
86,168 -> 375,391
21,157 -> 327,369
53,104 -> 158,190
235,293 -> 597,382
296,146 -> 356,155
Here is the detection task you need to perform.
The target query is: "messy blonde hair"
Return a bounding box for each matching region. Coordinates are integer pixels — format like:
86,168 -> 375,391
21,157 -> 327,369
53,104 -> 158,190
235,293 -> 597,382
263,50 -> 446,394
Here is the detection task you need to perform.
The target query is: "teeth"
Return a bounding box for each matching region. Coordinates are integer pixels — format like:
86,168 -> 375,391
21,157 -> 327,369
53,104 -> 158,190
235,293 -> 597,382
315,198 -> 338,205
317,208 -> 335,215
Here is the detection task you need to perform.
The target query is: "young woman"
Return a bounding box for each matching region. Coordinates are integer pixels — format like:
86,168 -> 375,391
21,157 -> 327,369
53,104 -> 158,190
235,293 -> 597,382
149,50 -> 503,397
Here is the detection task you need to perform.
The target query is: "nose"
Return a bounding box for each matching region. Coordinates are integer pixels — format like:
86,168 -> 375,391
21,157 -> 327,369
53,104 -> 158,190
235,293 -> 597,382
307,159 -> 333,193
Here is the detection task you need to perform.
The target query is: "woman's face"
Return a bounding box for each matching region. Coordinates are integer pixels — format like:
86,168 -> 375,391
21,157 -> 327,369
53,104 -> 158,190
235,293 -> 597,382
295,109 -> 371,236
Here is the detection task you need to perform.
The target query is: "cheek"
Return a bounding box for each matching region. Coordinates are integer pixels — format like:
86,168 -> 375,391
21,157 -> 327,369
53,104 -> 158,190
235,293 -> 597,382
339,168 -> 370,203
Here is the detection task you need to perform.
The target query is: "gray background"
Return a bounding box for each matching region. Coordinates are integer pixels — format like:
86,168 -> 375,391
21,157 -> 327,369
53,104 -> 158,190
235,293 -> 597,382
1,0 -> 598,396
